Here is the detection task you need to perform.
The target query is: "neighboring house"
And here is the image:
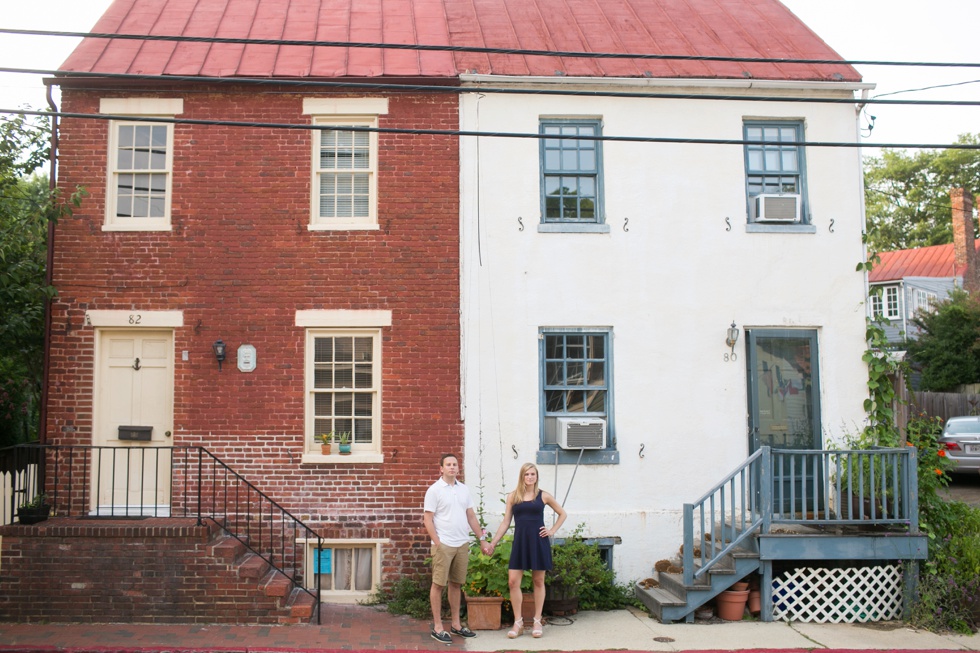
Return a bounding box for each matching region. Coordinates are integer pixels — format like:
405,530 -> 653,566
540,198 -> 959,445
457,1 -> 872,581
46,0 -> 877,599
48,0 -> 463,602
868,189 -> 979,345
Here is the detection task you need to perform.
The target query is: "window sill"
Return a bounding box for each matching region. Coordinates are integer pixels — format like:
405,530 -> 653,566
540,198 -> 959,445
538,223 -> 610,234
535,449 -> 619,465
102,223 -> 172,232
745,223 -> 816,234
302,452 -> 384,464
308,223 -> 379,231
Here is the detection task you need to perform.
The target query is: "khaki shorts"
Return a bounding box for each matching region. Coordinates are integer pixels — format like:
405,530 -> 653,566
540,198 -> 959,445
431,543 -> 470,587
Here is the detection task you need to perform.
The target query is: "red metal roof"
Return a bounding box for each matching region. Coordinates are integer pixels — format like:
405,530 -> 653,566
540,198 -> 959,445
61,0 -> 861,82
869,242 -> 980,283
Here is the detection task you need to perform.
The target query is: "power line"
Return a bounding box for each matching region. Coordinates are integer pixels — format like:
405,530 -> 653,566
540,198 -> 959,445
4,107 -> 978,151
5,68 -> 980,108
3,28 -> 979,70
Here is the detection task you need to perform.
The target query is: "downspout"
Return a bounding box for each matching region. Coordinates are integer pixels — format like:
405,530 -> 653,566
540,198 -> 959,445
39,83 -> 59,444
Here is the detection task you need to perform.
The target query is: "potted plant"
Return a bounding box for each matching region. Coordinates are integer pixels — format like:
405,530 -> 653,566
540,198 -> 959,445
17,493 -> 51,525
545,524 -> 611,615
315,432 -> 332,455
337,431 -> 352,455
463,535 -> 512,630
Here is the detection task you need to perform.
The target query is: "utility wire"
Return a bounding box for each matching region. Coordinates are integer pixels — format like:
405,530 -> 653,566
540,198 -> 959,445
4,68 -> 980,108
4,106 -> 979,151
2,28 -> 979,70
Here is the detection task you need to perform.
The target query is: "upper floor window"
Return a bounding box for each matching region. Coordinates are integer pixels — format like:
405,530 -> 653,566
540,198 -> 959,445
539,120 -> 605,231
871,286 -> 901,320
539,329 -> 616,463
304,98 -> 388,230
102,98 -> 182,231
744,121 -> 807,227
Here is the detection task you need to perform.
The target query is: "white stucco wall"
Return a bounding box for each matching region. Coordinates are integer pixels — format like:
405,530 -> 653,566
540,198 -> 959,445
458,79 -> 872,582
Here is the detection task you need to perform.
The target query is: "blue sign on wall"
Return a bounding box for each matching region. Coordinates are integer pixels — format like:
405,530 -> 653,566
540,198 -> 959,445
314,548 -> 332,575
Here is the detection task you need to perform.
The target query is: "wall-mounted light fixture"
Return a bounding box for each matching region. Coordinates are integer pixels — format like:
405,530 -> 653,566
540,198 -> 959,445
726,322 -> 739,355
212,339 -> 227,371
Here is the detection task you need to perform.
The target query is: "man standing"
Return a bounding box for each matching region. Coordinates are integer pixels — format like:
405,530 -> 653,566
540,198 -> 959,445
423,453 -> 491,643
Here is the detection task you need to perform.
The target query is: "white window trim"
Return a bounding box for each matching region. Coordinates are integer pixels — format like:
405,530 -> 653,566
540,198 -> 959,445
303,98 -> 388,232
299,538 -> 387,604
884,286 -> 901,320
101,98 -> 182,232
298,309 -> 390,464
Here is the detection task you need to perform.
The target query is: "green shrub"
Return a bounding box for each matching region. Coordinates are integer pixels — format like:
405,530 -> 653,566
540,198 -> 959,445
364,575 -> 432,620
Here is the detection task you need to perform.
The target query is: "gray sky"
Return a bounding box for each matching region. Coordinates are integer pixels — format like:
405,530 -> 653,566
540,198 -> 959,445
1,0 -> 978,149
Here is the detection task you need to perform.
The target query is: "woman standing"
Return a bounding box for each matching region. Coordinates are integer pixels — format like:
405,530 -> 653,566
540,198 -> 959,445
487,463 -> 567,638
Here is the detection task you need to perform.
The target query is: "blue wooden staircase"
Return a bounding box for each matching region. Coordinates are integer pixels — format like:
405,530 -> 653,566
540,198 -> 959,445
636,446 -> 928,623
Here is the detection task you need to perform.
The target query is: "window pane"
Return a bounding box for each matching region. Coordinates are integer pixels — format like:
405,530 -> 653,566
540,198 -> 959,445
781,150 -> 798,171
566,361 -> 584,385
546,390 -> 564,412
335,393 -> 353,416
118,125 -> 134,147
748,150 -> 763,170
586,361 -> 605,385
354,393 -> 372,416
334,364 -> 354,388
134,126 -> 151,147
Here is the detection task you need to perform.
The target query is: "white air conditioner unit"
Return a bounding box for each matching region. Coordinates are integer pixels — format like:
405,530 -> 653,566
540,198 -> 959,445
754,193 -> 801,223
556,417 -> 606,450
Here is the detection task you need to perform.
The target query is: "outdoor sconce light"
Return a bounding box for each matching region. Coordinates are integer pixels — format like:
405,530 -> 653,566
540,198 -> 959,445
726,322 -> 740,354
212,339 -> 227,371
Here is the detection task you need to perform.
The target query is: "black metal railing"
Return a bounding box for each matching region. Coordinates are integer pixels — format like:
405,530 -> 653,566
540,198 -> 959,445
0,444 -> 321,623
682,445 -> 919,585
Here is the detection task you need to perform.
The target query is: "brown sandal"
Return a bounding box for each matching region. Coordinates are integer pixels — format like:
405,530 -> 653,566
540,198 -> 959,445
507,618 -> 523,639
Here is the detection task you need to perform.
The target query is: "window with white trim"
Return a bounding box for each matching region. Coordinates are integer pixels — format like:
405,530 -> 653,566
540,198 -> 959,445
306,330 -> 381,455
744,121 -> 808,225
312,118 -> 377,227
306,540 -> 384,602
912,289 -> 938,315
102,98 -> 181,231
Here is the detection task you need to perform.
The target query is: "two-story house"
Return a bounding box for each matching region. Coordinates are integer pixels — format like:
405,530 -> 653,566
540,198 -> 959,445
456,1 -> 873,582
869,188 -> 978,345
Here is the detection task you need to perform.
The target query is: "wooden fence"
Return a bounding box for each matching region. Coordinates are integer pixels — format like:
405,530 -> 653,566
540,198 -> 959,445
910,391 -> 980,423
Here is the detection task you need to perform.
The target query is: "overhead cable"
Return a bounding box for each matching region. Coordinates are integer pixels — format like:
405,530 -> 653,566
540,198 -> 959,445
4,107 -> 978,151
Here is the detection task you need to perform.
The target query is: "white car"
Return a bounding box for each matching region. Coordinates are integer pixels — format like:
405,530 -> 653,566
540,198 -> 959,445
940,416 -> 980,473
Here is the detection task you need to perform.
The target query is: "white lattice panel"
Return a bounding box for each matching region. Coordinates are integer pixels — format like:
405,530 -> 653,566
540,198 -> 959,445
771,565 -> 903,623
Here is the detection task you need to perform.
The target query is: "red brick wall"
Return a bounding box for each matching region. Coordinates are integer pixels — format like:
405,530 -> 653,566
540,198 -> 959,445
48,85 -> 462,579
0,519 -> 301,623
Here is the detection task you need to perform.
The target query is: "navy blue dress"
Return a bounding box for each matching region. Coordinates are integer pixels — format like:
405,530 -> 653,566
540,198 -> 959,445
509,491 -> 553,571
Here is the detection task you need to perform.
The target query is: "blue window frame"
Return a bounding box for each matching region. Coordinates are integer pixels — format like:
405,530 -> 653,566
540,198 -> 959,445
540,120 -> 603,224
538,329 -> 617,464
743,121 -> 809,227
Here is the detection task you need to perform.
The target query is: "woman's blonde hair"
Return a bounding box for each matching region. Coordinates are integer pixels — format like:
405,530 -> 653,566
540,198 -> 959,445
510,463 -> 540,504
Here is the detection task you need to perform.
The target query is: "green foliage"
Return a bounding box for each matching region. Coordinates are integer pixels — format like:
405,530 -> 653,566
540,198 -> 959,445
465,534 -> 529,597
904,413 -> 954,537
861,318 -> 903,447
18,492 -> 47,509
547,524 -> 629,611
909,501 -> 980,634
863,134 -> 980,253
906,289 -> 980,391
364,575 -> 432,620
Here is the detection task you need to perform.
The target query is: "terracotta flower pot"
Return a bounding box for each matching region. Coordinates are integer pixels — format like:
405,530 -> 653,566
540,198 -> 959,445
715,589 -> 749,621
748,589 -> 762,615
465,596 -> 503,630
731,581 -> 749,591
521,592 -> 536,623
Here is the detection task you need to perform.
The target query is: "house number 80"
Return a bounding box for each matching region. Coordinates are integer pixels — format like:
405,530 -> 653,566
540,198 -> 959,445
724,353 -> 738,362
129,314 -> 142,324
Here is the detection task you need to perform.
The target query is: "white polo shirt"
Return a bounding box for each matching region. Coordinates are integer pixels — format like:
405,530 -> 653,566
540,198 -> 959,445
424,477 -> 475,547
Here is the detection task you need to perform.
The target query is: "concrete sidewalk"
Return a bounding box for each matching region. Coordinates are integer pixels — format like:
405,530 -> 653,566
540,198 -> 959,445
1,605 -> 979,652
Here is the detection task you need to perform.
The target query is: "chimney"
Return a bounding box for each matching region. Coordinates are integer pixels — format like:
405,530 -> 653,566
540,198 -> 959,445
951,188 -> 978,292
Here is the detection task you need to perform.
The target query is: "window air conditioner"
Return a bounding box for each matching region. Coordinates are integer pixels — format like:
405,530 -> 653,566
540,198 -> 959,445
754,194 -> 801,223
556,417 -> 606,450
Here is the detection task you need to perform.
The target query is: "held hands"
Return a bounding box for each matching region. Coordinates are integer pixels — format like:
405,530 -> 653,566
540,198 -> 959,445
480,541 -> 494,555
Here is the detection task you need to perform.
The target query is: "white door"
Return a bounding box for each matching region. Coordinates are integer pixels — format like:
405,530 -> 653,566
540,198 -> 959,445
93,330 -> 174,515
